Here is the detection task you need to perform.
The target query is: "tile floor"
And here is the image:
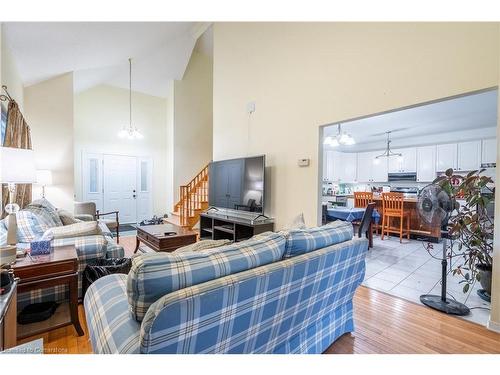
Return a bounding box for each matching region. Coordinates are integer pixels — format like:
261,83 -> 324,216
362,235 -> 491,326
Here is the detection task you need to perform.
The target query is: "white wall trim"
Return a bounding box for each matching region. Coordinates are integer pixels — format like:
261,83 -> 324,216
487,318 -> 500,333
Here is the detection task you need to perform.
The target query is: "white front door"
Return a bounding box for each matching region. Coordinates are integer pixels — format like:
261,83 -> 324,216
103,154 -> 137,224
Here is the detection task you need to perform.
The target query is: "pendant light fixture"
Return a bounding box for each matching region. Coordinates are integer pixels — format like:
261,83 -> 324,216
375,131 -> 402,159
323,124 -> 355,147
118,58 -> 143,140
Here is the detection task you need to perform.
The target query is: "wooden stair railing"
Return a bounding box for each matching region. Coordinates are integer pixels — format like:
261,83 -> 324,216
173,164 -> 209,228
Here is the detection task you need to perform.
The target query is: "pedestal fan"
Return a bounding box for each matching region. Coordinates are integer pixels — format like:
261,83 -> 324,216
416,184 -> 470,316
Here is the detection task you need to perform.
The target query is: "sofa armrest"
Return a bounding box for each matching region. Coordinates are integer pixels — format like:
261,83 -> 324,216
75,214 -> 94,222
84,274 -> 140,354
97,222 -> 125,258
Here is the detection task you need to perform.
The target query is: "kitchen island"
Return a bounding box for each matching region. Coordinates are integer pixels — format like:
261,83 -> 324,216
329,194 -> 440,241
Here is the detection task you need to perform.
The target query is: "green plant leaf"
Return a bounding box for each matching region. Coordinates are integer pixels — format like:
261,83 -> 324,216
463,283 -> 470,293
445,168 -> 453,177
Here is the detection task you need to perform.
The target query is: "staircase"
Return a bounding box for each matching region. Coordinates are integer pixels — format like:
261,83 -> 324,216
168,164 -> 209,229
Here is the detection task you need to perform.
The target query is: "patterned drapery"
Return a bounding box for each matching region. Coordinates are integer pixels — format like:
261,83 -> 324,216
1,100 -> 33,218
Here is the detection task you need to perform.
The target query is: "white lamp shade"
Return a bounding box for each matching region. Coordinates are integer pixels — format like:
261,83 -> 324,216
36,169 -> 53,186
0,147 -> 36,183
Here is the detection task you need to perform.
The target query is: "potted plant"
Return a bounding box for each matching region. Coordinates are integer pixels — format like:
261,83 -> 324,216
434,168 -> 494,296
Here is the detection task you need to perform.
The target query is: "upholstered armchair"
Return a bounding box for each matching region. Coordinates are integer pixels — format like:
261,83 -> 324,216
74,201 -> 120,243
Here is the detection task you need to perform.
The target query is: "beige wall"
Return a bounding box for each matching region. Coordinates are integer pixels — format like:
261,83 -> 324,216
166,84 -> 175,212
24,73 -> 74,210
74,85 -> 169,216
213,22 -> 499,229
173,50 -> 213,202
1,25 -> 24,111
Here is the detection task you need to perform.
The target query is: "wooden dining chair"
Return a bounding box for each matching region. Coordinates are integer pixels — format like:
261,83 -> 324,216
381,192 -> 410,243
354,192 -> 373,208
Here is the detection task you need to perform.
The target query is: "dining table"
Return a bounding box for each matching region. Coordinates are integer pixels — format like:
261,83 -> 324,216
326,206 -> 380,248
326,206 -> 380,224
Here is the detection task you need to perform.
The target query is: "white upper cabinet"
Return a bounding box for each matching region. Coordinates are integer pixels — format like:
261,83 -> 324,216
388,148 -> 416,173
416,145 -> 436,182
338,152 -> 357,182
436,143 -> 457,172
356,152 -> 372,182
372,154 -> 389,182
457,140 -> 481,171
481,138 -> 497,165
324,150 -> 343,182
357,151 -> 387,182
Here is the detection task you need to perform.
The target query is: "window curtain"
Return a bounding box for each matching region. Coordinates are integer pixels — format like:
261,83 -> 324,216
1,100 -> 33,219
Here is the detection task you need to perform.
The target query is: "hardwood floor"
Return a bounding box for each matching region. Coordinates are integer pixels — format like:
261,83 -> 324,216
17,236 -> 500,354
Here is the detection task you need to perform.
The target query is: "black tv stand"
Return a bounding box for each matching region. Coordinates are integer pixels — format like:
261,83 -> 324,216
251,214 -> 270,222
199,212 -> 274,242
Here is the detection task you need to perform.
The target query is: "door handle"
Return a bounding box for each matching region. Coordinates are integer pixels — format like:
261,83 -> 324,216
133,194 -> 137,199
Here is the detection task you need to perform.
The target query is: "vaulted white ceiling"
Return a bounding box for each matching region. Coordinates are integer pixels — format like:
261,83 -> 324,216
3,22 -> 211,98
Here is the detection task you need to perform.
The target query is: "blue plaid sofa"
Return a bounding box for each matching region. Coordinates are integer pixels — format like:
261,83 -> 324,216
84,221 -> 368,354
0,198 -> 124,310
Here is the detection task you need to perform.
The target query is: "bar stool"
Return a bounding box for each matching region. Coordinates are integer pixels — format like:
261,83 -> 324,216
381,192 -> 410,243
354,192 -> 373,208
354,192 -> 377,236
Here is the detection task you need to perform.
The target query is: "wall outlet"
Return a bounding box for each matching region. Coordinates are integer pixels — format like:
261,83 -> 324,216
298,158 -> 310,167
246,101 -> 256,114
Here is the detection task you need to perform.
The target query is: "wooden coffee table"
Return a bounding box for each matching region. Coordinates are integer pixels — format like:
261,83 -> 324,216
11,245 -> 84,339
134,224 -> 197,253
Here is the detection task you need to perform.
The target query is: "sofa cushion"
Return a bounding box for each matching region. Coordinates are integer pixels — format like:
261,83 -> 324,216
43,221 -> 101,240
25,199 -> 63,229
2,211 -> 44,243
57,209 -> 81,225
174,239 -> 231,253
283,221 -> 353,259
127,232 -> 286,321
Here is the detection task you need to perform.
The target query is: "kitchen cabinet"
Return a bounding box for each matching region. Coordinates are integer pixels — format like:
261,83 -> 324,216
416,145 -> 436,182
457,140 -> 481,171
481,138 -> 496,166
338,153 -> 357,182
388,147 -> 416,173
357,150 -> 388,182
323,150 -> 336,181
436,143 -> 457,172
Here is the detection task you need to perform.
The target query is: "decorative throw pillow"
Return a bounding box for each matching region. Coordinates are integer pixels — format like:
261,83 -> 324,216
175,239 -> 231,253
2,211 -> 44,243
57,209 -> 80,225
0,223 -> 8,246
43,221 -> 101,240
24,199 -> 63,229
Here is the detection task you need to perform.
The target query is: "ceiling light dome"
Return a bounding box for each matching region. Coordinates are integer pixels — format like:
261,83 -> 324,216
324,124 -> 355,147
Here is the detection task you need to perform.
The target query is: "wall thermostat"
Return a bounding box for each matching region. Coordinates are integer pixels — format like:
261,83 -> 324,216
298,158 -> 310,167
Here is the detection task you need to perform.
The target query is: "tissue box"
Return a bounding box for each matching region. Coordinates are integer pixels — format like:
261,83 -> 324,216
30,239 -> 52,256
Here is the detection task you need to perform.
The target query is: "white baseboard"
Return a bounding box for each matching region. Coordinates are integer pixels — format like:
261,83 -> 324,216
487,319 -> 500,333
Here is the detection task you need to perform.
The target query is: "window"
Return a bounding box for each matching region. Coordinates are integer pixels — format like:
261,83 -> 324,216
140,161 -> 148,192
89,158 -> 99,193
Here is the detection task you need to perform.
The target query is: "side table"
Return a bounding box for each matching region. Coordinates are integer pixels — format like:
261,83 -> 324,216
11,246 -> 84,339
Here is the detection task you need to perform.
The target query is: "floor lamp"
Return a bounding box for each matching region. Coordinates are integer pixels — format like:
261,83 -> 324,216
0,147 -> 36,264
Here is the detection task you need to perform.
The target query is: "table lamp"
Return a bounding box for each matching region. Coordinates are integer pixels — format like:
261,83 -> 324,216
36,169 -> 53,198
0,147 -> 36,252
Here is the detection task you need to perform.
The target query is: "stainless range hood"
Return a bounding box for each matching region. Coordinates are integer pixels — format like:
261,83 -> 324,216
387,172 -> 417,182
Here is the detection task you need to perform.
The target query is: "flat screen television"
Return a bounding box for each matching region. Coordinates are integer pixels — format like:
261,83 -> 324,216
208,155 -> 265,214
